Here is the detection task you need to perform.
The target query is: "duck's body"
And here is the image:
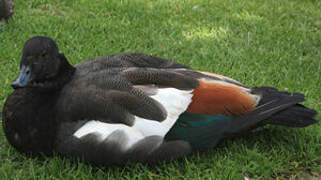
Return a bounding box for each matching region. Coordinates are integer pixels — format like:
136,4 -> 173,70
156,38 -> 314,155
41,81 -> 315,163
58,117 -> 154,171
2,37 -> 318,165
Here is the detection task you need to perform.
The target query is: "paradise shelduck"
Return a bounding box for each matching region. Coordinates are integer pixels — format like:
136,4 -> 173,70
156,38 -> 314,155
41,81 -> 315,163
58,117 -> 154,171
0,0 -> 14,23
2,36 -> 318,165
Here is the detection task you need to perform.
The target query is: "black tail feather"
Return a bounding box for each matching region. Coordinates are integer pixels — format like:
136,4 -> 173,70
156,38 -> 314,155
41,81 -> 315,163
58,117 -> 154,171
263,104 -> 318,127
227,87 -> 318,134
253,86 -> 318,128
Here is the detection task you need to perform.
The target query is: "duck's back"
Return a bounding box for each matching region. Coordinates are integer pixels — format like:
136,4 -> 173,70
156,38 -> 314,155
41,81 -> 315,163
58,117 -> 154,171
76,53 -> 190,70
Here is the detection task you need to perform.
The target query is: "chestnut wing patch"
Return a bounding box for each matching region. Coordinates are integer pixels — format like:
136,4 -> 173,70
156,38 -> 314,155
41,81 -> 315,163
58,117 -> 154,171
187,77 -> 260,116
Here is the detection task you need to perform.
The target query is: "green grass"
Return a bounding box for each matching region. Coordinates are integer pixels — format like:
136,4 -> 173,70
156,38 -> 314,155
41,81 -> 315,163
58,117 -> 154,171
0,0 -> 320,179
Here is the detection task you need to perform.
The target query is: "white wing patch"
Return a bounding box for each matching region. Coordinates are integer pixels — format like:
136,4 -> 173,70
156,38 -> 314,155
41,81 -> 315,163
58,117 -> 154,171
73,121 -> 144,150
133,88 -> 193,136
73,88 -> 193,150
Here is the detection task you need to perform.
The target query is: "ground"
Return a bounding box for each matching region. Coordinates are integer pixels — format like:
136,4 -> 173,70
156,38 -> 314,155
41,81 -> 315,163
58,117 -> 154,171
0,0 -> 320,179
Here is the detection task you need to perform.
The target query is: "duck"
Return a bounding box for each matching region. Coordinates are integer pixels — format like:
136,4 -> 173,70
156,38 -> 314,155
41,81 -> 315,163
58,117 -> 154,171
0,0 -> 14,23
2,36 -> 318,165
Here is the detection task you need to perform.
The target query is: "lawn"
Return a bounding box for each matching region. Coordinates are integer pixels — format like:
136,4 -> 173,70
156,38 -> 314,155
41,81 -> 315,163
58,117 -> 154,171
0,0 -> 320,179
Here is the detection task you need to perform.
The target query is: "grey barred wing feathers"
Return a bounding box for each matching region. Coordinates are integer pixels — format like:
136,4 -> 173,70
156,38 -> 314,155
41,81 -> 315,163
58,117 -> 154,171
56,87 -> 193,164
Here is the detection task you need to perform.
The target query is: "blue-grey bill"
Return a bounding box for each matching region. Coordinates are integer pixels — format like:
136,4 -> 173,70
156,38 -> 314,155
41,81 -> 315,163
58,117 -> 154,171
11,65 -> 30,88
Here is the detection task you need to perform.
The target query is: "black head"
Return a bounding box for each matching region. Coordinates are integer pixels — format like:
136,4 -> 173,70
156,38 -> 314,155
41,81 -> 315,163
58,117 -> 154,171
12,36 -> 75,90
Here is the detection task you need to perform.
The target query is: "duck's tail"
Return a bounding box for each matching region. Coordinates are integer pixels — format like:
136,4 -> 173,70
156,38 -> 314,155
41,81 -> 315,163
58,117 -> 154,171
226,87 -> 318,135
252,87 -> 318,127
261,104 -> 317,127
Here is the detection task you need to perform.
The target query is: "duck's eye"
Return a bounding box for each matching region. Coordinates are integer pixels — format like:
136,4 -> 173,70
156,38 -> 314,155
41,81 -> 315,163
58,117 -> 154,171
41,52 -> 47,58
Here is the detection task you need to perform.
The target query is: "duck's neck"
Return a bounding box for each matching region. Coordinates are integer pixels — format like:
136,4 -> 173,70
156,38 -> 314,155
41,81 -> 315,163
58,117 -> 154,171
54,53 -> 76,90
40,54 -> 76,92
55,66 -> 75,90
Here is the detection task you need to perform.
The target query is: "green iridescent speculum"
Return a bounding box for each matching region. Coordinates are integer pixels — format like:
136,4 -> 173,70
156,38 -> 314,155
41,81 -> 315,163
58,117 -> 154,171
166,113 -> 231,149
